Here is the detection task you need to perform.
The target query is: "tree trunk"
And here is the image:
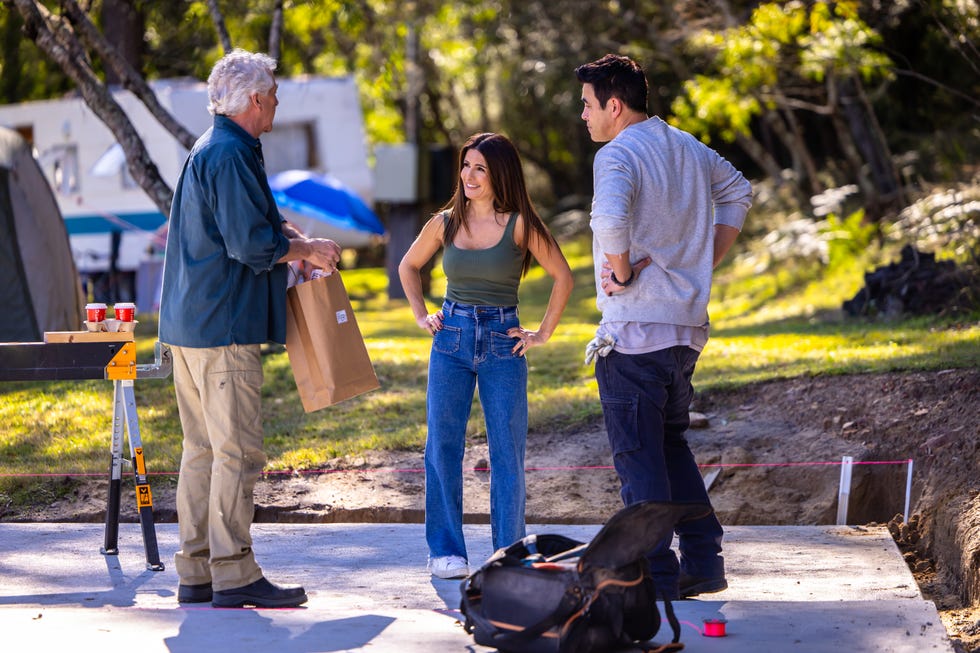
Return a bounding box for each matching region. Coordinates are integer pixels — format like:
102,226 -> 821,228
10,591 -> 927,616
830,112 -> 878,217
734,132 -> 788,182
268,0 -> 283,61
206,0 -> 233,55
12,0 -> 173,216
99,0 -> 141,85
475,65 -> 489,134
839,75 -> 903,210
827,75 -> 880,220
769,102 -> 823,196
1,10 -> 24,101
384,203 -> 422,300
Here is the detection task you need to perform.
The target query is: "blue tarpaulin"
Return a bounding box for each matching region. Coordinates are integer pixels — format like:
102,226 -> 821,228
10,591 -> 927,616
268,170 -> 385,237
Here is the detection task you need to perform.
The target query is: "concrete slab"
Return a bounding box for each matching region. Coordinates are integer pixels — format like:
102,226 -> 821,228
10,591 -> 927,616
0,523 -> 954,652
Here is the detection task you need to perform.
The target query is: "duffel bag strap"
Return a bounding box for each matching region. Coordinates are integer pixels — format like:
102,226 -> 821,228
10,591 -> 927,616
628,596 -> 684,652
459,578 -> 479,635
663,596 -> 681,643
588,574 -> 683,651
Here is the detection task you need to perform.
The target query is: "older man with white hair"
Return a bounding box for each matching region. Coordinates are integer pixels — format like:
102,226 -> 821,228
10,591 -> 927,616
159,49 -> 341,608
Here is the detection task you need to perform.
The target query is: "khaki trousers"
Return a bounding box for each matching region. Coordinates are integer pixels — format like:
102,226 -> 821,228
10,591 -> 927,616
170,344 -> 266,590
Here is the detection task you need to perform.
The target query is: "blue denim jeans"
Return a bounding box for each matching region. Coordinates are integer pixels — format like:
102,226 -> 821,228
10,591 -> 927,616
425,301 -> 528,559
595,346 -> 724,591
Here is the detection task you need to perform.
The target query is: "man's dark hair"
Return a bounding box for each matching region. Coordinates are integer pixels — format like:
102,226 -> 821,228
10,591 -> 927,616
575,54 -> 648,114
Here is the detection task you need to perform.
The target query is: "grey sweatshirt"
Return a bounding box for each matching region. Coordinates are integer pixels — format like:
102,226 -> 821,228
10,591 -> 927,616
590,116 -> 753,327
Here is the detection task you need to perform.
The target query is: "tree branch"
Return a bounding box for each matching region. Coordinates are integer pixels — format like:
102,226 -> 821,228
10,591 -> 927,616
893,67 -> 980,109
60,0 -> 197,150
759,92 -> 835,116
11,0 -> 173,216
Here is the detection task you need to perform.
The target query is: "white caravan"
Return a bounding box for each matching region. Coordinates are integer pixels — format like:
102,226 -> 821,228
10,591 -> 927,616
0,76 -> 375,306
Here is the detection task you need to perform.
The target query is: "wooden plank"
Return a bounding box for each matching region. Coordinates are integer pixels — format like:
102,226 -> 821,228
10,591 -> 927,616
43,331 -> 134,343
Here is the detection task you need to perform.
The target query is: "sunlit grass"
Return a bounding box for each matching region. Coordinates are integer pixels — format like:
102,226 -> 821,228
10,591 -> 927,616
1,233 -> 976,501
699,245 -> 979,388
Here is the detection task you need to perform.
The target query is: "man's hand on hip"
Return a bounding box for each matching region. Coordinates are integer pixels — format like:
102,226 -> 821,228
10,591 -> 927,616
600,257 -> 651,296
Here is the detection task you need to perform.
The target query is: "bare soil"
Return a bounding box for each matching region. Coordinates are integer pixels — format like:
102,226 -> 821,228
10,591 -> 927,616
6,369 -> 979,651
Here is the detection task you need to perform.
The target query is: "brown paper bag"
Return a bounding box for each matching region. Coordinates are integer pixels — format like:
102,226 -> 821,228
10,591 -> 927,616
285,272 -> 380,412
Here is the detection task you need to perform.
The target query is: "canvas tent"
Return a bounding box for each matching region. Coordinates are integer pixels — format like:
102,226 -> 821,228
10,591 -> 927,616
0,127 -> 84,342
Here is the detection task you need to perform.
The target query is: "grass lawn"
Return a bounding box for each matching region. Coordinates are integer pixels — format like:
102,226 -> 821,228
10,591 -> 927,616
1,236 -> 977,504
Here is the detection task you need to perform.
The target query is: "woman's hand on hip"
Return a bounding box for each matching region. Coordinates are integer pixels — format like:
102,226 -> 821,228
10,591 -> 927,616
507,326 -> 544,356
417,310 -> 444,334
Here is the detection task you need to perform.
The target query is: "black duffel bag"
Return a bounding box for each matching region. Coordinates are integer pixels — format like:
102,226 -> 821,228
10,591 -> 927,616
459,501 -> 712,653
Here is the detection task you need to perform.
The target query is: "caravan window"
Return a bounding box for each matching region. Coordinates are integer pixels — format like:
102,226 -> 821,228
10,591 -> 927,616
261,122 -> 317,174
42,144 -> 81,195
91,143 -> 137,189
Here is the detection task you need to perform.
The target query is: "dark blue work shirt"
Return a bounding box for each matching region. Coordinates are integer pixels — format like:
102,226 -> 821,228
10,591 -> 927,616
159,115 -> 291,347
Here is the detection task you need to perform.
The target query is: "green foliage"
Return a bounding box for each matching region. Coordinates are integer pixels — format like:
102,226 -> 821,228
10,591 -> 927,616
0,8 -> 73,101
671,76 -> 761,144
141,2 -> 224,80
672,0 -> 893,142
800,1 -> 893,83
821,209 -> 877,269
5,0 -> 976,208
701,232 -> 979,388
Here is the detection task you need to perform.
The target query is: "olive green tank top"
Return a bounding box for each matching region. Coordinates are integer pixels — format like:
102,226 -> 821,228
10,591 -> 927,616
442,211 -> 523,306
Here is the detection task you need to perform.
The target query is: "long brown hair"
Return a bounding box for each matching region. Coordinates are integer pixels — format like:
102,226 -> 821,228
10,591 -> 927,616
439,132 -> 555,277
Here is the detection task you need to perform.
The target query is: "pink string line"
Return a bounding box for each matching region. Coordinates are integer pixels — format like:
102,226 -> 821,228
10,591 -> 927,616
680,620 -> 705,635
0,459 -> 914,479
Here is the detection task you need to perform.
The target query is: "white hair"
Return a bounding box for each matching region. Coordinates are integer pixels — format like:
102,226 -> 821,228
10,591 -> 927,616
206,49 -> 277,117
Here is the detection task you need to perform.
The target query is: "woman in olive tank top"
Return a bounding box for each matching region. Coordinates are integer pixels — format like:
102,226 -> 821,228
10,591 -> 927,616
399,133 -> 574,580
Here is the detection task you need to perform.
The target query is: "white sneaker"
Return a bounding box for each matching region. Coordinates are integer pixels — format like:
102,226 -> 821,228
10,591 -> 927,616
428,555 -> 469,579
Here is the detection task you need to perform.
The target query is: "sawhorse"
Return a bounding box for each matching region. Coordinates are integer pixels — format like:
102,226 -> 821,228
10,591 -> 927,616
101,377 -> 163,570
0,335 -> 172,571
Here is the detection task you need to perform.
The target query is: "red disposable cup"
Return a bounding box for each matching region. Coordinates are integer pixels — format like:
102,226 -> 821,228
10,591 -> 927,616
114,302 -> 136,322
85,303 -> 107,322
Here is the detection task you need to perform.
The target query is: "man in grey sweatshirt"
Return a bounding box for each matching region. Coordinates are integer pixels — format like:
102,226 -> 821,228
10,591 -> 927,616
576,54 -> 753,600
